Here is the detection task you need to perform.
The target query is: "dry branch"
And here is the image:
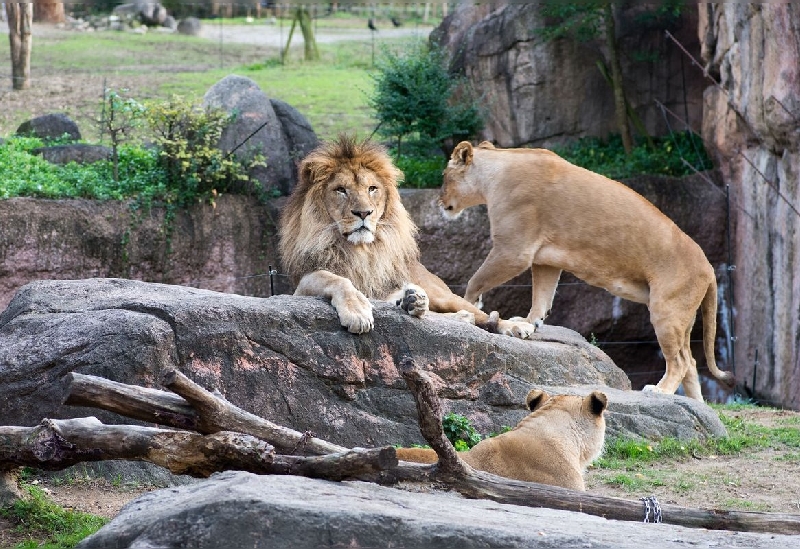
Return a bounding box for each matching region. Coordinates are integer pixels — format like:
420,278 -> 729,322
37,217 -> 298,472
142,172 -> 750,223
399,362 -> 800,536
63,371 -> 347,455
0,417 -> 395,480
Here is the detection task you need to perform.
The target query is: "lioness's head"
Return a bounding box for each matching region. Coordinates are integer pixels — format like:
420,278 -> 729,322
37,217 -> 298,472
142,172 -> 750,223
439,141 -> 494,219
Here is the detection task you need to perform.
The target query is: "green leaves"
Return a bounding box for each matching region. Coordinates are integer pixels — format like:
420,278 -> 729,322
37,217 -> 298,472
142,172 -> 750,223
442,412 -> 483,450
369,44 -> 482,155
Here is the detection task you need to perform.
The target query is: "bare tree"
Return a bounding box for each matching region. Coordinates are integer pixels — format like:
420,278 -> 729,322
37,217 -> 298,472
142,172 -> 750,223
6,2 -> 33,90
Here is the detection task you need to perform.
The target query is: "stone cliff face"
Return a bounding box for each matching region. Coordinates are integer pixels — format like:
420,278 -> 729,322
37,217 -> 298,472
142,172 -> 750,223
700,4 -> 800,409
432,2 -> 704,148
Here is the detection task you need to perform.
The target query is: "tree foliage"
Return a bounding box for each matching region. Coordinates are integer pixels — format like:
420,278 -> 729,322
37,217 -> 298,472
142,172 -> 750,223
369,44 -> 482,156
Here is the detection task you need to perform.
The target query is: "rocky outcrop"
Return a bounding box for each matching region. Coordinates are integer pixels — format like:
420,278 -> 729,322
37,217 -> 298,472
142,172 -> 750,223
203,75 -> 318,195
16,113 -> 81,142
76,473 -> 795,549
0,173 -> 729,398
700,5 -> 800,410
432,2 -> 704,148
0,278 -> 728,444
32,144 -> 112,165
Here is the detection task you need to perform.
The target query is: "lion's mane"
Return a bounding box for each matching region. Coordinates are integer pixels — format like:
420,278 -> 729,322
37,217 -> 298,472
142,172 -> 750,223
279,136 -> 420,299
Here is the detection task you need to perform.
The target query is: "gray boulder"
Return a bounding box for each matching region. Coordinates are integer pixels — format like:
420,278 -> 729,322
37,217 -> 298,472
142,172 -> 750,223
16,113 -> 81,142
270,98 -> 319,166
0,278 -> 625,446
203,75 -> 294,195
0,278 -> 725,444
32,144 -> 111,165
177,16 -> 201,36
76,472 -> 795,549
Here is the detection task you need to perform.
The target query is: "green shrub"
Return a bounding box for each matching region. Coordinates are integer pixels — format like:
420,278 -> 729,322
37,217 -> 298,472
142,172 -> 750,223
553,131 -> 711,179
143,96 -> 263,207
442,412 -> 483,450
369,44 -> 482,156
392,152 -> 446,189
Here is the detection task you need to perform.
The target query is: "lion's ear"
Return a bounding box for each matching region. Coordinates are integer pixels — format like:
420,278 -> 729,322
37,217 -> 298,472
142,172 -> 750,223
478,141 -> 495,149
587,391 -> 608,416
525,388 -> 550,412
451,141 -> 474,166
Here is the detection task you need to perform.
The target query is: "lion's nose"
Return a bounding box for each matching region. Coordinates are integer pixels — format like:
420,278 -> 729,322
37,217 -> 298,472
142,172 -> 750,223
352,209 -> 373,220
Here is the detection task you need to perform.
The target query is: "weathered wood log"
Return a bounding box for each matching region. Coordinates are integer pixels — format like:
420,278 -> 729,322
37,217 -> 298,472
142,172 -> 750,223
0,417 -> 396,480
62,371 -> 347,456
399,362 -> 800,536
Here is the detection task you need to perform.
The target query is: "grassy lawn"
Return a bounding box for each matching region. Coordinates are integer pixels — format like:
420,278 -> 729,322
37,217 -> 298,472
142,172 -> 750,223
0,21 -> 429,142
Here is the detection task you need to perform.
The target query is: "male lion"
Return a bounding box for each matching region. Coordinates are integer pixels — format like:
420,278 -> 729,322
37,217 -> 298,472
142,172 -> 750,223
278,135 -> 535,338
438,141 -> 734,402
396,389 -> 608,491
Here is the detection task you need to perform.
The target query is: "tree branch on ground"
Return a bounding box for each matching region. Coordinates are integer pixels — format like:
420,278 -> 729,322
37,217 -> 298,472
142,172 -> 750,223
0,367 -> 796,535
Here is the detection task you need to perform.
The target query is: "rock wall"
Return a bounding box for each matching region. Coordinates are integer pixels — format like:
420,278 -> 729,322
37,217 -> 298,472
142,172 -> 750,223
700,4 -> 800,409
432,2 -> 704,148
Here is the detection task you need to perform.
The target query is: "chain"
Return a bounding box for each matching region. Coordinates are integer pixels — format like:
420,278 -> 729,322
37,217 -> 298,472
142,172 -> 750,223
640,496 -> 663,523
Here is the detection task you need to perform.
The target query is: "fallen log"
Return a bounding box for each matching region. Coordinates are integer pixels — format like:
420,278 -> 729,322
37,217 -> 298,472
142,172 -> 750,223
0,417 -> 395,480
398,363 -> 800,536
63,370 -> 347,456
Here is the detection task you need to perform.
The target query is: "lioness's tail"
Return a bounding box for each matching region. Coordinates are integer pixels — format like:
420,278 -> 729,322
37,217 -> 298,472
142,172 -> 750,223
702,278 -> 734,385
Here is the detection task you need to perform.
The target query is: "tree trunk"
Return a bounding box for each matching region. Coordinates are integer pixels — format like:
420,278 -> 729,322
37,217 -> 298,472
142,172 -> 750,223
604,3 -> 633,154
6,2 -> 33,90
298,9 -> 319,61
34,1 -> 65,24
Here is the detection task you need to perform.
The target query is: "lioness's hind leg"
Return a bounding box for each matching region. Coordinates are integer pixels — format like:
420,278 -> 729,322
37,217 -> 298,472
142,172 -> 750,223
645,309 -> 693,397
393,283 -> 430,317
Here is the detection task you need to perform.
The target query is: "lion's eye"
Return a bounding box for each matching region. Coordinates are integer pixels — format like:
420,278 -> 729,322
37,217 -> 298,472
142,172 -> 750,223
334,187 -> 347,195
368,186 -> 378,194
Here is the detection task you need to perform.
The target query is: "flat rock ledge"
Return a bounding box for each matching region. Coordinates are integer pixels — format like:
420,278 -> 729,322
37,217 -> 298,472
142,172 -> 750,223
0,278 -> 723,445
76,472 -> 795,549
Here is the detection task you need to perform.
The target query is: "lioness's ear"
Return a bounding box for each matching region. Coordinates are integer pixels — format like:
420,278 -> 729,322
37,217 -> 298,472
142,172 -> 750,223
526,388 -> 550,412
451,141 -> 474,166
587,391 -> 608,416
478,141 -> 495,149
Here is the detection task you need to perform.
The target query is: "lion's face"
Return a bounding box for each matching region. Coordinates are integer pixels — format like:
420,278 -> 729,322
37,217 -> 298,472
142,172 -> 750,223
324,167 -> 387,245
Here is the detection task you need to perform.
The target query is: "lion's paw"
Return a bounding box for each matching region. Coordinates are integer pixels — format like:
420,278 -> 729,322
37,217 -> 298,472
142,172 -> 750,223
497,318 -> 537,339
396,284 -> 429,318
332,293 -> 374,334
641,384 -> 663,394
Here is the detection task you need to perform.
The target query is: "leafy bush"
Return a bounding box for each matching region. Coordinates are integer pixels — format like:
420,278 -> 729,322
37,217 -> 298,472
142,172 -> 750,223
553,131 -> 712,179
0,137 -> 165,201
392,152 -> 446,189
143,96 -> 263,207
369,44 -> 482,156
442,412 -> 483,451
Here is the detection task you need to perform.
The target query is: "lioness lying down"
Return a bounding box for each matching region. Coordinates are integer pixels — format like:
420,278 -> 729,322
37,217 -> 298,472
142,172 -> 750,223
278,136 -> 535,339
396,389 -> 607,491
439,141 -> 734,402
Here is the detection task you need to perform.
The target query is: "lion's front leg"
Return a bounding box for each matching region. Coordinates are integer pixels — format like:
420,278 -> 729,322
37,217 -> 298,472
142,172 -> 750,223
295,270 -> 374,334
527,264 -> 562,330
389,283 -> 430,318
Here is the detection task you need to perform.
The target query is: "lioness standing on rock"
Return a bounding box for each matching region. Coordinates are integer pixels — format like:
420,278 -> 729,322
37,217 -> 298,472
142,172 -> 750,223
439,141 -> 733,402
397,389 -> 608,491
278,135 -> 535,339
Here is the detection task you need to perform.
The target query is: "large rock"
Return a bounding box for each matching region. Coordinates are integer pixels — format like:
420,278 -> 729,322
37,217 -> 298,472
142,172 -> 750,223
402,173 -> 731,399
176,16 -> 201,36
0,278 -> 724,443
432,3 -> 705,148
0,278 -> 625,445
269,98 -> 319,166
76,472 -> 795,549
203,75 -> 298,195
16,113 -> 81,142
0,195 -> 285,313
700,4 -> 800,410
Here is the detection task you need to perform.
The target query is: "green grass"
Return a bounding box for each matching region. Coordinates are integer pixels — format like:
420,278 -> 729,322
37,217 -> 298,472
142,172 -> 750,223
1,484 -> 107,549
